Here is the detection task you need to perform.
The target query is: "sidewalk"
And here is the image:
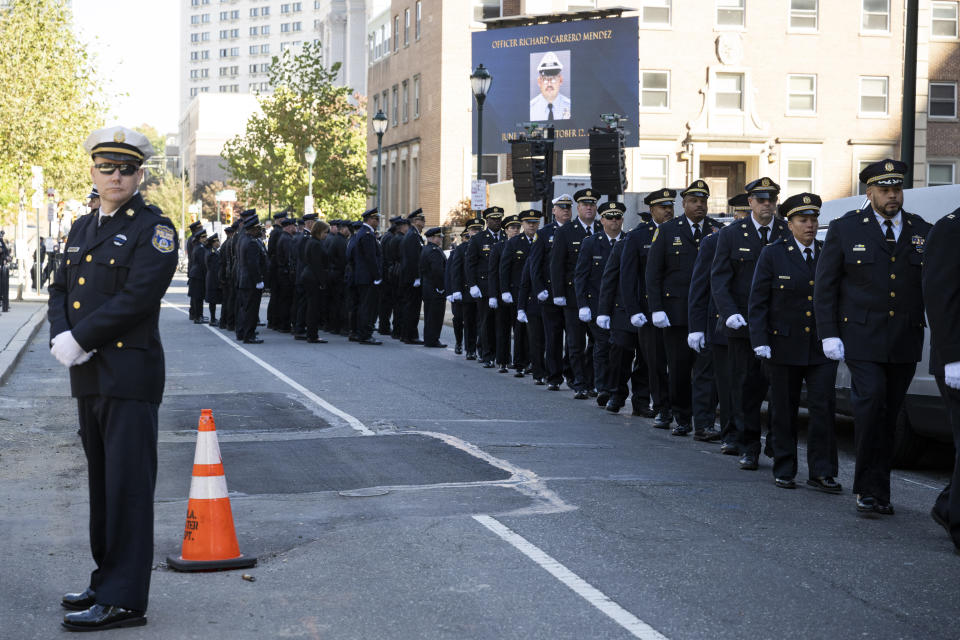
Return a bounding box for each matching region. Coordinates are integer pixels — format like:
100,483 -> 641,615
0,280 -> 48,385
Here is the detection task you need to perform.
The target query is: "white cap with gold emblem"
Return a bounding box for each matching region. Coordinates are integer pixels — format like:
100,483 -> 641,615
83,126 -> 155,164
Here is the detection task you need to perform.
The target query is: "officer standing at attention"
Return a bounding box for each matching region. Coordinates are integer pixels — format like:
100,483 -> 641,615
351,208 -> 384,345
446,228 -> 469,354
465,206 -> 504,367
291,214 -> 317,340
187,226 -> 208,323
203,233 -> 222,327
489,214 -> 519,372
217,221 -> 239,331
236,214 -> 267,344
419,226 -> 447,348
273,217 -> 297,332
379,216 -> 403,337
815,159 -> 931,514
552,188 -> 601,399
749,193 -> 841,492
501,210 -> 540,377
323,219 -> 350,335
50,126 -> 178,631
266,209 -> 288,330
399,209 -> 426,344
453,218 -> 483,358
712,178 -> 790,469
922,205 -> 960,554
646,181 -> 720,435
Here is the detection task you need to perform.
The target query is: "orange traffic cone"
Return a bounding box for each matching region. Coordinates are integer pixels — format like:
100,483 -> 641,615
167,409 -> 256,572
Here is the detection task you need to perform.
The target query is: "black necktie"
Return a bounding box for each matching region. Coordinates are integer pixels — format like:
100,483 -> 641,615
98,215 -> 111,228
548,103 -> 554,121
760,226 -> 769,245
610,237 -> 616,249
884,220 -> 896,244
693,223 -> 701,244
804,247 -> 813,263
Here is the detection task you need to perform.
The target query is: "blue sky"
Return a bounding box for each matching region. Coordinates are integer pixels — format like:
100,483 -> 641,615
72,0 -> 181,134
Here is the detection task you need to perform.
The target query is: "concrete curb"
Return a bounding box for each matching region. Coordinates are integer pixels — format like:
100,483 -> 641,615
0,305 -> 47,386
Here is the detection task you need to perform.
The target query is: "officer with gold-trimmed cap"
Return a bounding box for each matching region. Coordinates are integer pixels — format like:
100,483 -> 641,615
465,206 -> 505,366
52,125 -> 177,631
501,209 -> 541,377
449,217 -> 484,356
643,188 -> 677,227
529,196 -> 573,388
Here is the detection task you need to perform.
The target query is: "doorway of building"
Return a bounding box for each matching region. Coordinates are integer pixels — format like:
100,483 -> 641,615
701,160 -> 746,214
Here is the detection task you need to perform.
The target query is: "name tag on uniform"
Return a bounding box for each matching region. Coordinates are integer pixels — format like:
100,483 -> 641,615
852,244 -> 866,252
778,275 -> 791,280
739,247 -> 751,252
67,246 -> 80,253
593,255 -> 603,260
673,237 -> 682,245
482,245 -> 490,251
113,234 -> 127,246
643,244 -> 651,249
572,241 -> 580,245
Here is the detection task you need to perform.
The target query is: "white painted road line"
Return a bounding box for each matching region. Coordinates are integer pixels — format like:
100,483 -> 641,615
161,300 -> 374,436
473,515 -> 670,640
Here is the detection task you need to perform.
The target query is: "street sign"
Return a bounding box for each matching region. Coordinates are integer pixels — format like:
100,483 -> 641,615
304,195 -> 314,215
47,202 -> 55,221
471,179 -> 487,211
31,191 -> 43,209
215,189 -> 237,202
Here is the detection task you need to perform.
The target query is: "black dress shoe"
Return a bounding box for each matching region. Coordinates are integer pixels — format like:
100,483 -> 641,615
465,352 -> 477,360
588,389 -> 598,398
62,604 -> 146,631
498,366 -> 509,373
693,428 -> 722,442
596,392 -> 610,407
547,383 -> 560,391
856,494 -> 877,513
358,338 -> 383,345
632,407 -> 656,418
534,378 -> 546,385
720,441 -> 739,456
407,339 -> 425,345
193,318 -> 203,324
513,371 -> 525,378
775,477 -> 797,489
671,423 -> 692,437
806,477 -> 843,494
652,411 -> 672,429
294,333 -> 308,340
874,500 -> 895,516
306,337 -> 328,344
62,588 -> 95,611
455,345 -> 463,354
424,342 -> 447,348
574,390 -> 589,400
605,402 -> 622,413
243,338 -> 264,344
738,454 -> 759,470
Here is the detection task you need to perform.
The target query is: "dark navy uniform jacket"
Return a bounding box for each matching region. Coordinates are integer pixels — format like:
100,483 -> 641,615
574,231 -> 618,315
748,237 -> 827,366
688,230 -> 725,346
237,233 -> 267,289
419,243 -> 446,300
499,233 -> 534,300
711,215 -> 790,338
382,231 -> 401,284
48,193 -> 178,404
647,215 -> 721,327
275,232 -> 294,280
922,209 -> 960,376
550,218 -> 599,302
619,220 -> 658,319
464,227 -> 503,297
400,227 -> 424,286
528,221 -> 558,298
350,224 -> 382,285
487,239 -> 506,300
815,208 -> 931,363
598,238 -> 630,332
446,241 -> 468,296
324,232 -> 348,285
517,255 -> 541,316
188,242 -> 208,298
204,249 -> 222,304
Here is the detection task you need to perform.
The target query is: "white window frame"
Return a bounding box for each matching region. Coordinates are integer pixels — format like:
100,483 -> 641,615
858,76 -> 889,116
931,1 -> 959,39
788,0 -> 817,32
413,74 -> 421,119
636,155 -> 669,192
639,0 -> 671,28
562,151 -> 591,176
640,70 -> 670,110
928,162 -> 956,186
786,73 -> 817,115
861,0 -> 890,34
785,158 -> 815,194
714,72 -> 744,112
929,81 -> 958,119
715,0 -> 745,30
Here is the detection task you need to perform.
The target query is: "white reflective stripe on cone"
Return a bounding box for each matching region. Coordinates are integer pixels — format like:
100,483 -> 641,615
188,474 -> 229,500
192,431 -> 223,466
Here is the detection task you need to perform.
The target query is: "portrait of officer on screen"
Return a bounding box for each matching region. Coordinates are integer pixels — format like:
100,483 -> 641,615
529,50 -> 571,121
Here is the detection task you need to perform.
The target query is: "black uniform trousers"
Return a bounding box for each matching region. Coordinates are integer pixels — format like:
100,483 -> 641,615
712,344 -> 737,444
729,336 -> 769,457
525,309 -> 546,380
266,266 -> 279,327
273,279 -> 293,330
495,304 -> 513,366
221,282 -> 236,329
189,290 -> 204,321
236,288 -> 262,341
292,284 -> 307,334
378,281 -> 394,334
691,346 -> 718,430
542,304 -> 565,385
422,298 -> 445,346
305,285 -> 323,340
462,298 -> 478,355
451,300 -> 464,347
562,308 -> 592,391
586,323 -> 612,395
78,396 -> 159,612
846,359 -> 916,503
477,298 -> 496,362
639,325 -> 670,413
401,285 -> 421,341
933,376 -> 960,551
662,325 -> 695,426
510,310 -> 528,371
609,329 -> 651,410
767,361 -> 839,480
0,264 -> 10,311
356,283 -> 379,341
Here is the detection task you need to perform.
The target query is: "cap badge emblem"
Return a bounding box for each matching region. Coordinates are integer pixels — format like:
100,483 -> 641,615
885,161 -> 894,171
761,178 -> 770,187
802,196 -> 811,204
113,131 -> 125,143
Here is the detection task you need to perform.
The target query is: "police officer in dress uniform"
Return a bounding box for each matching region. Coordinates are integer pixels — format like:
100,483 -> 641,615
922,206 -> 960,554
646,181 -> 721,435
529,52 -> 571,121
815,159 -> 932,514
184,220 -> 202,321
291,215 -> 317,339
552,188 -> 601,399
203,233 -> 222,326
218,221 -> 239,330
266,209 -> 289,329
420,226 -> 447,348
400,208 -> 426,344
51,126 -> 178,631
575,200 -> 625,407
489,215 -> 520,372
351,208 -> 384,344
187,226 -> 208,323
712,178 -> 791,469
452,218 -> 482,358
324,220 -> 350,335
501,210 -> 541,377
446,228 -> 469,353
273,217 -> 297,332
749,193 -> 841,491
236,214 -> 267,344
380,216 -> 404,336
465,206 -> 504,366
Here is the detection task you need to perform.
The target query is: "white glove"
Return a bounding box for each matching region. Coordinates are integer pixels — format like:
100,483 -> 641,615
446,294 -> 455,303
374,279 -> 382,285
945,361 -> 960,390
822,337 -> 844,361
71,349 -> 96,366
725,314 -> 747,330
537,289 -> 549,302
652,311 -> 670,328
630,313 -> 648,328
517,310 -> 528,324
553,296 -> 567,307
501,292 -> 513,304
596,315 -> 611,330
469,285 -> 481,299
50,331 -> 86,368
256,281 -> 264,290
687,332 -> 705,352
488,297 -> 498,309
578,307 -> 591,322
413,278 -> 421,287
754,345 -> 771,359
452,291 -> 462,301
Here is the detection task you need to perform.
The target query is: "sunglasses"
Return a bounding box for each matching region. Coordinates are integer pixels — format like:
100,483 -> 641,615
603,213 -> 624,219
94,163 -> 140,176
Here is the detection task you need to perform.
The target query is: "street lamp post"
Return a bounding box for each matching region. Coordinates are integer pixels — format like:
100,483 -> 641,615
304,145 -> 316,215
470,63 -> 493,214
372,109 -> 388,232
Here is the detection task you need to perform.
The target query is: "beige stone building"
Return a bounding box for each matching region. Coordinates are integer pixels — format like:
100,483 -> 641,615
367,1 -> 960,224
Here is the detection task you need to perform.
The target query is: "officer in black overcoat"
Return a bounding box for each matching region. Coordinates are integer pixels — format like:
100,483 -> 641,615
350,208 -> 383,344
815,159 -> 932,514
272,217 -> 296,332
265,209 -> 288,329
419,226 -> 447,348
51,126 -> 178,631
445,228 -> 469,353
399,209 -> 426,344
749,193 -> 840,491
236,215 -> 267,343
379,216 -> 404,337
218,222 -> 238,330
500,210 -> 540,376
187,226 -> 208,323
465,207 -> 504,365
203,233 -> 222,325
323,220 -> 349,335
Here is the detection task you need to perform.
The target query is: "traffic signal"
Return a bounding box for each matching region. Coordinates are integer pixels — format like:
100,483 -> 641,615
511,138 -> 552,202
589,128 -> 627,196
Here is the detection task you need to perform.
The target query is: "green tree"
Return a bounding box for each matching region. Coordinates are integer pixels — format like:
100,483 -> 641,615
134,124 -> 165,156
142,172 -> 188,237
0,0 -> 107,225
221,42 -> 370,220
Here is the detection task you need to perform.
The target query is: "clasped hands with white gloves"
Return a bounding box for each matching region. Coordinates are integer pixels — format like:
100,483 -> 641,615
50,331 -> 95,368
822,337 -> 844,361
725,314 -> 747,330
651,311 -> 670,328
488,297 -> 498,309
501,292 -> 513,304
553,296 -> 567,307
630,313 -> 647,328
595,315 -> 611,330
517,310 -> 528,324
687,332 -> 705,352
413,278 -> 420,288
255,281 -> 265,290
537,289 -> 549,302
578,307 -> 591,322
945,361 -> 960,390
469,285 -> 481,299
450,291 -> 462,302
753,345 -> 771,359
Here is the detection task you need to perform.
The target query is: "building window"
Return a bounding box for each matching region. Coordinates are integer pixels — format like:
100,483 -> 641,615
383,24 -> 389,54
859,76 -> 888,115
293,2 -> 302,10
786,159 -> 814,193
787,74 -> 817,114
932,1 -> 959,38
416,1 -> 422,39
262,6 -> 270,15
250,7 -> 259,17
640,71 -> 670,109
413,74 -> 421,118
789,0 -> 817,30
190,87 -> 199,97
862,0 -> 889,33
716,0 -> 745,28
191,33 -> 200,42
563,151 -> 591,176
715,72 -> 743,110
250,45 -> 258,54
281,23 -> 290,32
250,26 -> 258,35
293,22 -> 301,32
929,82 -> 957,118
474,0 -> 501,22
402,80 -> 409,123
261,25 -> 270,35
394,16 -> 400,52
637,156 -> 669,191
928,162 -> 955,186
640,0 -> 671,26
281,3 -> 290,12
404,8 -> 411,45
261,44 -> 270,53
391,85 -> 399,126
201,50 -> 209,59
373,94 -> 380,116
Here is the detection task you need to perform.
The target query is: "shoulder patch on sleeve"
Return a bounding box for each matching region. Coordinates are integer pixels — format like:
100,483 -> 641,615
151,224 -> 176,253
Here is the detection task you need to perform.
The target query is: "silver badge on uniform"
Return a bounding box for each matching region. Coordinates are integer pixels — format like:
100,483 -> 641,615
67,246 -> 80,253
911,235 -> 925,253
113,234 -> 127,246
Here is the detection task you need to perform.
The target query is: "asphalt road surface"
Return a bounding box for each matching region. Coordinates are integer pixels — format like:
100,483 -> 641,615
0,276 -> 957,639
